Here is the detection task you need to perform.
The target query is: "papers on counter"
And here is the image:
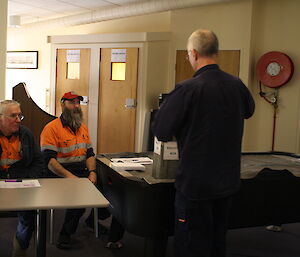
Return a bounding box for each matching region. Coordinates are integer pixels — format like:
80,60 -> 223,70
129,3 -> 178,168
110,157 -> 153,165
0,180 -> 41,189
110,162 -> 146,172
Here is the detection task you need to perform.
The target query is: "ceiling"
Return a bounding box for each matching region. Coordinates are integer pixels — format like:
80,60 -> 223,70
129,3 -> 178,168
7,0 -> 156,25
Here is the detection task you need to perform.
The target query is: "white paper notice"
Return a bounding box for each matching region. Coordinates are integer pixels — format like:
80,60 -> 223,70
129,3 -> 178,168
154,137 -> 162,155
0,180 -> 41,189
163,141 -> 179,160
110,157 -> 153,165
111,49 -> 126,62
66,49 -> 80,63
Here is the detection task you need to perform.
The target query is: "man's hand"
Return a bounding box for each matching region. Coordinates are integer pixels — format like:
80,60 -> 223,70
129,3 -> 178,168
88,171 -> 97,184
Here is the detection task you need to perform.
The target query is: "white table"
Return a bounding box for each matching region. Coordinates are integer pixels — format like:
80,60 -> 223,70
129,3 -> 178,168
0,178 -> 109,257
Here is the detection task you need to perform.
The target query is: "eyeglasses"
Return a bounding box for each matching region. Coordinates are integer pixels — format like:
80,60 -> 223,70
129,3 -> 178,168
0,113 -> 25,121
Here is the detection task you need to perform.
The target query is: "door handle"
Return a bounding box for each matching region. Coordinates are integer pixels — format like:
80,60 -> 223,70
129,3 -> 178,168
125,98 -> 136,108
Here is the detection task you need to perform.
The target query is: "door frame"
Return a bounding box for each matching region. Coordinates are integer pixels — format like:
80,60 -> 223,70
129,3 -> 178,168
49,32 -> 171,152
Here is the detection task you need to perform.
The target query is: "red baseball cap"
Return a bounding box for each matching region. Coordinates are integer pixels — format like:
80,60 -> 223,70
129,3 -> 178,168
61,91 -> 83,101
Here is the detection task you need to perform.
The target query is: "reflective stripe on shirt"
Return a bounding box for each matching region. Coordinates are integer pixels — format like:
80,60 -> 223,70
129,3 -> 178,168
42,143 -> 91,154
0,158 -> 20,166
57,155 -> 86,163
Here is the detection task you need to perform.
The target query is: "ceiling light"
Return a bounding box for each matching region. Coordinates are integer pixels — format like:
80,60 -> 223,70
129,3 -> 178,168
9,15 -> 21,28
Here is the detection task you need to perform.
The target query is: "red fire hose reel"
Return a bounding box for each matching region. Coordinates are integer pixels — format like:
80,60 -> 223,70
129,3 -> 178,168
256,51 -> 294,88
256,51 -> 294,151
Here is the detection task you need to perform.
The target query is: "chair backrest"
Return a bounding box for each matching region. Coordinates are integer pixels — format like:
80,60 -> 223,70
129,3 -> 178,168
12,82 -> 56,143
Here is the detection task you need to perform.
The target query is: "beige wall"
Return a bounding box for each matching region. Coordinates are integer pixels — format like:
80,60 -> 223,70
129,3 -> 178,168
6,0 -> 300,153
6,12 -> 170,109
169,0 -> 253,91
245,0 -> 300,153
0,0 -> 7,99
145,41 -> 170,110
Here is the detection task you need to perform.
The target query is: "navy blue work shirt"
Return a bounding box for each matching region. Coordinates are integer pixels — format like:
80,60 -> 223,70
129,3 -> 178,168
152,64 -> 255,200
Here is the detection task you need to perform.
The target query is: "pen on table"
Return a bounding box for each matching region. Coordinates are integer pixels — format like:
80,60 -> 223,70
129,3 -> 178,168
5,179 -> 22,182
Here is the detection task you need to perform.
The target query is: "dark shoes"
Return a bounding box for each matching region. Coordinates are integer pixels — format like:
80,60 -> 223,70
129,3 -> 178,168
56,234 -> 71,249
106,241 -> 123,249
266,225 -> 283,232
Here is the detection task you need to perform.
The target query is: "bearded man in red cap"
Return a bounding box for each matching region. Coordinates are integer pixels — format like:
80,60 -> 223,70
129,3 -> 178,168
40,91 -> 97,249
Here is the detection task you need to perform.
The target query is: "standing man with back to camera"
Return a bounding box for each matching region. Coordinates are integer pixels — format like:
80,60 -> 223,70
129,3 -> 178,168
152,29 -> 255,257
0,100 -> 45,257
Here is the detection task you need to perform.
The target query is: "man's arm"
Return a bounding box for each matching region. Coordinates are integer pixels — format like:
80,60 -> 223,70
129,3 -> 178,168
47,158 -> 77,178
242,84 -> 255,119
86,156 -> 97,184
152,84 -> 191,142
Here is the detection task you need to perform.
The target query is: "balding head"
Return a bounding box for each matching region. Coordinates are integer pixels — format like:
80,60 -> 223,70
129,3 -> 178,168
187,29 -> 219,57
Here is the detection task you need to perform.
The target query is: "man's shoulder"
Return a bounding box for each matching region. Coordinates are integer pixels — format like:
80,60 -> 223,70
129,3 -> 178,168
41,118 -> 62,134
45,118 -> 61,128
19,125 -> 33,136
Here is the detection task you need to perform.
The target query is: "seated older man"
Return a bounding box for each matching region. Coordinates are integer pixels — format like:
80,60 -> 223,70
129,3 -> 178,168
0,100 -> 45,257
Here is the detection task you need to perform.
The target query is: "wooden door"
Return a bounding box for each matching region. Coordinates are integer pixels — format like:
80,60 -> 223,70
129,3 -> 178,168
175,50 -> 240,83
97,48 -> 139,153
56,49 -> 90,124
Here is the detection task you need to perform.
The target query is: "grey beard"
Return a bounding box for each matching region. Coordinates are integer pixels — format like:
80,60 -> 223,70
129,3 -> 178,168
62,108 -> 83,132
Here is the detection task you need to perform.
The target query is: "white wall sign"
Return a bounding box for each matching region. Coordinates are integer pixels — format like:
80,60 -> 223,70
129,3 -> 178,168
67,49 -> 80,63
81,96 -> 88,105
111,49 -> 126,62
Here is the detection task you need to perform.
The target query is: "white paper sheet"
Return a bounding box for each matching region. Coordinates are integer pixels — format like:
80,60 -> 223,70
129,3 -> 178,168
0,180 -> 41,189
110,157 -> 153,165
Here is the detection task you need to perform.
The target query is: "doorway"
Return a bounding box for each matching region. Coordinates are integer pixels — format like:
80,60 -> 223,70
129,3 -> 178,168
55,48 -> 90,124
175,50 -> 240,83
97,48 -> 139,153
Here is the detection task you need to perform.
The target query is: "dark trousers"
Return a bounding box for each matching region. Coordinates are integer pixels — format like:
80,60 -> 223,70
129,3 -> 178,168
174,191 -> 232,257
16,211 -> 36,249
108,216 -> 125,242
60,208 -> 85,235
86,208 -> 125,242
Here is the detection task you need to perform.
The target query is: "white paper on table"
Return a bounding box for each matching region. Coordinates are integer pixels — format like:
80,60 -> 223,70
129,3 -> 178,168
0,180 -> 41,189
110,157 -> 153,165
110,162 -> 145,172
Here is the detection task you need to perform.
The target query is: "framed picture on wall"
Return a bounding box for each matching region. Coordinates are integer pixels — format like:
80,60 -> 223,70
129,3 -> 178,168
6,51 -> 38,69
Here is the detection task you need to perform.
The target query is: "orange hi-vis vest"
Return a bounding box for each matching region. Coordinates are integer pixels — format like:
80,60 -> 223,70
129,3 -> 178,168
0,134 -> 22,171
40,118 -> 92,164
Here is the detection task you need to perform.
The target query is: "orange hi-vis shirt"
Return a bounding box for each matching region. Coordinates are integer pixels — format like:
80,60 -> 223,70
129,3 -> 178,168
40,118 -> 92,164
0,134 -> 22,171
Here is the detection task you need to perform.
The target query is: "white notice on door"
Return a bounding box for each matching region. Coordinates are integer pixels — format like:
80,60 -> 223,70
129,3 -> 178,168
111,49 -> 126,62
67,50 -> 80,63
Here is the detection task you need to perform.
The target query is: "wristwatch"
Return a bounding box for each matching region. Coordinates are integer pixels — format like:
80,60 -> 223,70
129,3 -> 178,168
88,169 -> 97,175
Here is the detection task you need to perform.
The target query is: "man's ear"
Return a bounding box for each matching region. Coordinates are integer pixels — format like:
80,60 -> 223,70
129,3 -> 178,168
192,49 -> 199,60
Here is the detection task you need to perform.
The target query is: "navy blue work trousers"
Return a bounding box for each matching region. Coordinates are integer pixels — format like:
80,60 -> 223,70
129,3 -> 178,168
60,208 -> 85,235
16,211 -> 36,249
174,191 -> 232,257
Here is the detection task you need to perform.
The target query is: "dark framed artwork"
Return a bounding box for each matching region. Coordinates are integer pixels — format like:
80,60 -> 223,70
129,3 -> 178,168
6,51 -> 38,69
